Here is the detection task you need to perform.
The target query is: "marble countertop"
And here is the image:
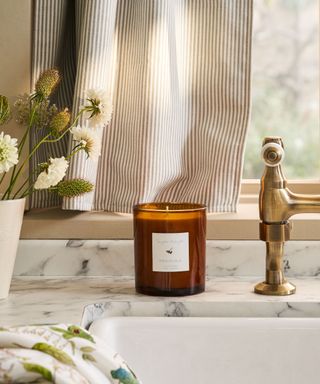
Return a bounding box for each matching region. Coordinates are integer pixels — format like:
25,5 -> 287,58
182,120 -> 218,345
1,276 -> 320,327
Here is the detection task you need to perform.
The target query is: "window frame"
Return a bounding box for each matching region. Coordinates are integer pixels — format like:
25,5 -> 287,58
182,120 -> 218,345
2,1 -> 320,241
21,179 -> 320,240
240,179 -> 320,201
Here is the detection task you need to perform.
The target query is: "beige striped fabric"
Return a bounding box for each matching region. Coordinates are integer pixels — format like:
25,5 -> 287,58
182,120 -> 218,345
31,0 -> 252,213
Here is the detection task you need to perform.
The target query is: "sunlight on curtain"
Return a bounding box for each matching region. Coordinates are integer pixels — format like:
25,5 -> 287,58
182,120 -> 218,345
32,0 -> 253,213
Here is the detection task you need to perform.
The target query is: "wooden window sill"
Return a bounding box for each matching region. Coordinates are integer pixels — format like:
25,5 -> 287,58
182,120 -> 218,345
21,203 -> 320,240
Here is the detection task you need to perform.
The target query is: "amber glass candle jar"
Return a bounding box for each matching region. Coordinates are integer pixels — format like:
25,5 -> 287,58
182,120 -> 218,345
133,203 -> 206,296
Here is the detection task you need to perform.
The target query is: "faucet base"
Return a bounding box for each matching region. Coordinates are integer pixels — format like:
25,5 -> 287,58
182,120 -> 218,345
254,281 -> 296,296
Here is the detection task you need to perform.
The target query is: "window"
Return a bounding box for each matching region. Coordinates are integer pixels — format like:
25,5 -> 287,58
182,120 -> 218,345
243,0 -> 319,180
3,0 -> 319,240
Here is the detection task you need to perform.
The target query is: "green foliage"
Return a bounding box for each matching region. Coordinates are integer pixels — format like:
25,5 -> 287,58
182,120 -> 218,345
244,82 -> 319,180
56,179 -> 94,198
0,67 -> 99,201
14,94 -> 58,129
244,0 -> 319,180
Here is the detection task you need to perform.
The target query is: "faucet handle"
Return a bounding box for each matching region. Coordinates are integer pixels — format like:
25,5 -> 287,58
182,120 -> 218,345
261,141 -> 285,167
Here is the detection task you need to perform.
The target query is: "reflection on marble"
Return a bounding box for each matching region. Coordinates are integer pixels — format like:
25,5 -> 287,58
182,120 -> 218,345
14,240 -> 320,277
1,276 -> 320,327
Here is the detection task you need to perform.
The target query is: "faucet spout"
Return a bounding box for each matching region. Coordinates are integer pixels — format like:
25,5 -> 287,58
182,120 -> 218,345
287,191 -> 320,217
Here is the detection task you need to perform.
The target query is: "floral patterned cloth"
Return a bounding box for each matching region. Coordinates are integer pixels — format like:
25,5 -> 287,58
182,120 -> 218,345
0,324 -> 141,383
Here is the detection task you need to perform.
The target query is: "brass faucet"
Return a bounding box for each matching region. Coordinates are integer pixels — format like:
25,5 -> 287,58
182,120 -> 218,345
254,136 -> 320,296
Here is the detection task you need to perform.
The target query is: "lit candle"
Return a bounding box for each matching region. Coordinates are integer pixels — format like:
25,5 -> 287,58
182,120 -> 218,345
133,203 -> 206,296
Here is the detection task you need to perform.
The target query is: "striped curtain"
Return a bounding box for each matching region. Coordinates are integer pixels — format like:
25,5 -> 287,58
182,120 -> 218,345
31,0 -> 253,213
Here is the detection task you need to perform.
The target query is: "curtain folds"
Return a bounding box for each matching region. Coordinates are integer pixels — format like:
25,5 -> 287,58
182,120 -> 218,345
31,0 -> 253,213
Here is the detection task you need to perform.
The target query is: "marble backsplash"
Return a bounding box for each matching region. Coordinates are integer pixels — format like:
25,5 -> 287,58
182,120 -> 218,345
14,240 -> 320,277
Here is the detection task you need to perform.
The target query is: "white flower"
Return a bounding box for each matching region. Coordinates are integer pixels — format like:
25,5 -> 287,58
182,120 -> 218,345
0,132 -> 19,173
34,171 -> 53,190
85,88 -> 112,129
34,156 -> 69,190
71,125 -> 101,161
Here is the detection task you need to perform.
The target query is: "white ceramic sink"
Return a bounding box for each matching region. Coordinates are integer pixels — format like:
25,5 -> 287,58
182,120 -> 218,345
89,317 -> 320,384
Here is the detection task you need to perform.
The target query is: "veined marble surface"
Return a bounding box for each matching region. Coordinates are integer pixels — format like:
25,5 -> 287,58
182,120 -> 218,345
7,241 -> 320,327
1,276 -> 320,327
14,240 -> 320,277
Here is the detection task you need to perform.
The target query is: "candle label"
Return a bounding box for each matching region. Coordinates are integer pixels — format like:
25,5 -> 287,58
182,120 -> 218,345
152,232 -> 189,272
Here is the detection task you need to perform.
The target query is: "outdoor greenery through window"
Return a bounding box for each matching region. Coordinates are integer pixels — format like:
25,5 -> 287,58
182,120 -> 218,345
243,0 -> 319,179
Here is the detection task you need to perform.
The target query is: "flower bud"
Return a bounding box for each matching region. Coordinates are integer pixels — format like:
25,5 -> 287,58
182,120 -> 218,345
0,95 -> 10,125
35,69 -> 60,98
56,179 -> 94,198
50,109 -> 70,135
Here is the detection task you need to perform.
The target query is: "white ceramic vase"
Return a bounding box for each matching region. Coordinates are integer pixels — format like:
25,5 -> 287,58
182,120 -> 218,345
0,198 -> 25,299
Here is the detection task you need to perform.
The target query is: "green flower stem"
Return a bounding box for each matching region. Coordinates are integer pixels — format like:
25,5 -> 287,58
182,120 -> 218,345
12,177 -> 30,198
18,100 -> 38,153
2,105 -> 88,200
5,101 -> 40,199
43,108 -> 88,144
66,145 -> 84,160
14,143 -> 83,198
17,145 -> 84,198
2,132 -> 51,200
19,184 -> 34,199
0,172 -> 6,188
12,167 -> 39,199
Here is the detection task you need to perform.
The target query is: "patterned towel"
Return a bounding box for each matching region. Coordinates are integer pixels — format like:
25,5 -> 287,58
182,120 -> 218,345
0,324 -> 141,383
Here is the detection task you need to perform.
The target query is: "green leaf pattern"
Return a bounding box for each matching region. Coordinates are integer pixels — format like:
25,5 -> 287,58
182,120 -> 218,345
0,323 -> 142,383
22,362 -> 53,382
51,325 -> 95,343
32,342 -> 75,366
